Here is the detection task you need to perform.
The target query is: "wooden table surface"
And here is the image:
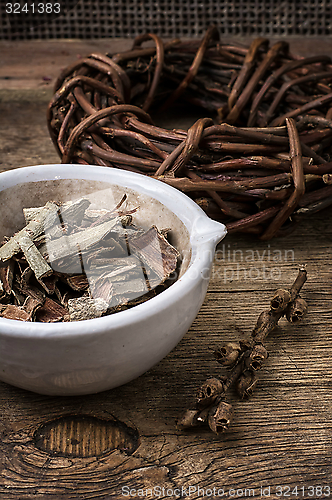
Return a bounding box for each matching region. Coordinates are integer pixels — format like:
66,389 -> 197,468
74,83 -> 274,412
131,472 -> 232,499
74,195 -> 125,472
0,38 -> 331,499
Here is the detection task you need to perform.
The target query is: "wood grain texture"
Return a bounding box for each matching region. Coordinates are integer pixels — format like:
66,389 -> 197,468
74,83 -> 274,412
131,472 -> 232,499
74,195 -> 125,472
0,38 -> 331,499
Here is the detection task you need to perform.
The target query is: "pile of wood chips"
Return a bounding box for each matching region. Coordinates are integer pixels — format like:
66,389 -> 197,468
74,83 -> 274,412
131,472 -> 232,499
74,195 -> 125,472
0,195 -> 179,322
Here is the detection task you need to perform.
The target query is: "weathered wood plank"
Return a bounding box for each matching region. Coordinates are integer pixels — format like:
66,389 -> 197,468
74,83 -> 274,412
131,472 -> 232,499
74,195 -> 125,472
0,39 -> 131,90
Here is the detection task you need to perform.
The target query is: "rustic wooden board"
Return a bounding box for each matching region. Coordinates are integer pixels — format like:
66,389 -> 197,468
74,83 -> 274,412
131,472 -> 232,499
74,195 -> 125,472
0,38 -> 331,499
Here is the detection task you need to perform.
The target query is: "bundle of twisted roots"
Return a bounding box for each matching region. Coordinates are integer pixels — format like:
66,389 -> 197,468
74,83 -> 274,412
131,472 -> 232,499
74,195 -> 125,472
47,26 -> 332,239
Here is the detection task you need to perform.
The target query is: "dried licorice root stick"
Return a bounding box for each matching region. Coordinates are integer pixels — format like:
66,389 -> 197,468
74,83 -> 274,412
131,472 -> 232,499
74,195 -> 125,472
177,266 -> 308,434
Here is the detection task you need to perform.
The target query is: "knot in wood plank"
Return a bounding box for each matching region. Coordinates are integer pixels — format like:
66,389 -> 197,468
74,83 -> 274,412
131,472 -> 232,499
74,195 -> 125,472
33,415 -> 139,458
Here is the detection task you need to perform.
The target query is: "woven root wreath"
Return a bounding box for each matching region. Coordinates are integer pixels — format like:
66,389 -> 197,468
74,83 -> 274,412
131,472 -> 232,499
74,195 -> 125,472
47,26 -> 332,239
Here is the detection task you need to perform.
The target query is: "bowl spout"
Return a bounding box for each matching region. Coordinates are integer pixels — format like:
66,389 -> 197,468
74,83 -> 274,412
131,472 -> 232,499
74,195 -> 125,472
192,216 -> 227,245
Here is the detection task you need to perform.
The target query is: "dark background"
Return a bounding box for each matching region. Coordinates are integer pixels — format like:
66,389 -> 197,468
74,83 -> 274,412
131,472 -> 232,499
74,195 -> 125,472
1,0 -> 331,40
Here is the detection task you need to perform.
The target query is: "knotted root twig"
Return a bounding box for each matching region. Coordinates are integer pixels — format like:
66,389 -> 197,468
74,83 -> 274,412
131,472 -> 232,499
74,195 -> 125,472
177,267 -> 308,434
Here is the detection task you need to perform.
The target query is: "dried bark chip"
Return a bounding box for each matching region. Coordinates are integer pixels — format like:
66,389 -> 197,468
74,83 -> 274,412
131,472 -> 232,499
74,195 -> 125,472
0,261 -> 15,294
11,286 -> 27,306
23,202 -> 57,224
18,233 -> 53,280
65,274 -> 89,291
88,255 -> 141,279
88,255 -> 146,304
1,305 -> 31,321
90,278 -> 113,304
23,295 -> 44,318
0,202 -> 59,263
58,198 -> 91,227
89,210 -> 120,228
129,226 -> 179,282
86,194 -> 129,229
46,217 -> 121,263
83,241 -> 128,268
37,274 -> 59,294
49,253 -> 84,274
35,297 -> 69,323
0,237 -> 21,262
20,266 -> 33,289
21,283 -> 45,302
108,225 -> 145,239
67,296 -> 108,321
112,278 -> 148,299
101,237 -> 128,257
40,198 -> 92,239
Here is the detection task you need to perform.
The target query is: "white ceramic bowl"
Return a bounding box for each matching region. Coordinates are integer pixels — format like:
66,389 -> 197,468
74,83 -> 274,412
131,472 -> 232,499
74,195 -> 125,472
0,164 -> 226,395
